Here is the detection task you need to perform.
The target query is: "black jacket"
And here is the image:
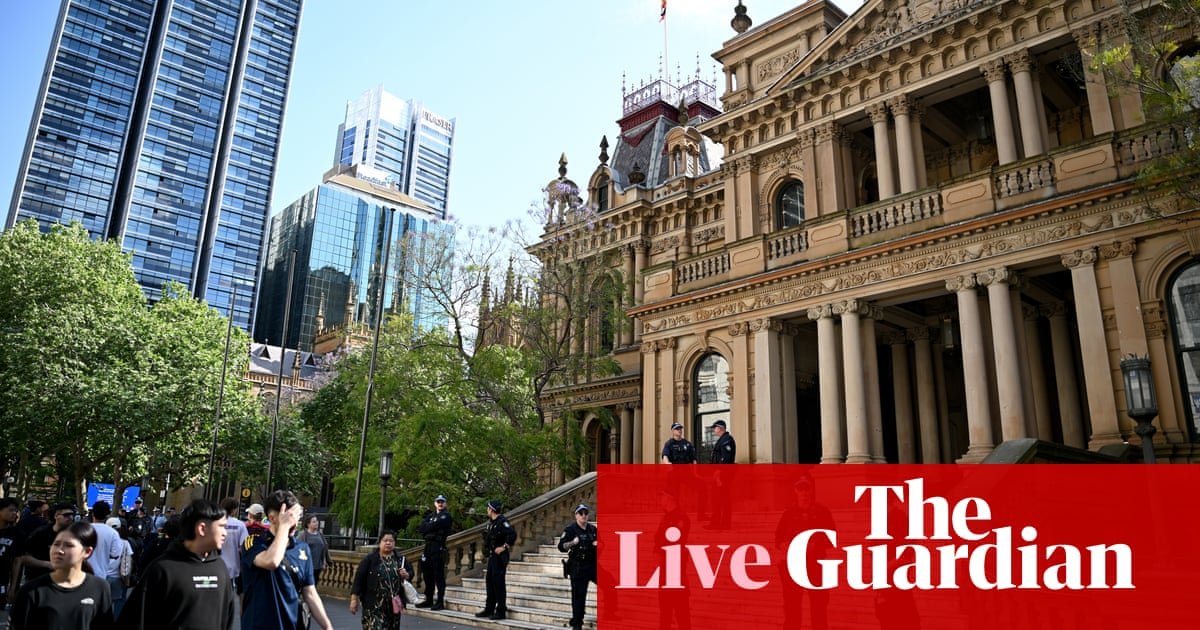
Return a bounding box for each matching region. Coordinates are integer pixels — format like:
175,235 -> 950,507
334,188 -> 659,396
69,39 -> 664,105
557,522 -> 597,568
417,510 -> 452,555
118,540 -> 235,630
711,432 -> 736,464
351,552 -> 414,611
482,515 -> 517,558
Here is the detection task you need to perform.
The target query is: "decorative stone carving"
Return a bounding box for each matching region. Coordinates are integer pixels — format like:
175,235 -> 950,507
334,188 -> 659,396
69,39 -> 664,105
1098,241 -> 1137,260
659,337 -> 677,349
650,235 -> 682,254
1039,302 -> 1068,319
748,317 -> 785,333
1021,303 -> 1040,321
980,59 -> 1007,83
758,47 -> 803,82
907,327 -> 933,342
1143,304 -> 1166,340
883,330 -> 909,346
692,225 -> 725,245
674,381 -> 688,406
806,304 -> 833,320
1005,49 -> 1035,74
640,341 -> 658,353
727,322 -> 748,337
888,95 -> 913,116
1061,248 -> 1098,269
945,274 -> 978,292
865,102 -> 890,124
797,128 -> 817,149
975,267 -> 1014,286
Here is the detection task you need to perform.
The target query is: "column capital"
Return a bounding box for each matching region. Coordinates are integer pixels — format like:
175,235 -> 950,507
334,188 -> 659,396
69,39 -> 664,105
1039,301 -> 1069,318
975,267 -> 1015,287
1071,22 -> 1101,49
674,381 -> 688,406
815,121 -> 842,144
883,330 -> 909,346
907,326 -> 934,342
797,127 -> 817,149
1061,248 -> 1098,269
888,95 -> 914,117
833,298 -> 872,317
659,336 -> 677,349
806,304 -> 834,321
945,273 -> 978,292
622,242 -> 636,258
1004,49 -> 1035,74
980,58 -> 1007,83
865,102 -> 890,124
1021,303 -> 1041,321
1098,240 -> 1137,260
727,322 -> 748,337
748,317 -> 785,333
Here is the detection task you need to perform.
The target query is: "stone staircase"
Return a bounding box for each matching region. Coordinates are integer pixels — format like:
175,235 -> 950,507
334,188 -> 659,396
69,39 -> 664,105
412,533 -> 597,630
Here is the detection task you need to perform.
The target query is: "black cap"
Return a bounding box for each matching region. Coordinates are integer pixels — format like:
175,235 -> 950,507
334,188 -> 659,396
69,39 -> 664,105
487,500 -> 502,512
670,422 -> 683,430
710,419 -> 727,429
575,504 -> 590,515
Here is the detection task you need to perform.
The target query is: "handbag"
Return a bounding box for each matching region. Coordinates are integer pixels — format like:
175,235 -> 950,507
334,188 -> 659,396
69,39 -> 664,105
403,579 -> 421,604
562,556 -> 572,579
392,594 -> 404,614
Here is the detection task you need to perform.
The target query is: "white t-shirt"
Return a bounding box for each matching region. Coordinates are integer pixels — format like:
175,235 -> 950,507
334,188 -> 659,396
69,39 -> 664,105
88,521 -> 122,579
220,517 -> 248,579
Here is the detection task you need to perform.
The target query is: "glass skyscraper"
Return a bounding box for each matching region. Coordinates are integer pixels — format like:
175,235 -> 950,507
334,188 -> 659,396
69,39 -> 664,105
333,86 -> 454,217
5,0 -> 303,330
254,170 -> 451,351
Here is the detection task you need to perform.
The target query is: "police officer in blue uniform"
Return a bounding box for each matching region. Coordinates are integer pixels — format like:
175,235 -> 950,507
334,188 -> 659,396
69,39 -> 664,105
709,419 -> 736,464
661,422 -> 697,464
557,504 -> 597,630
415,494 -> 452,611
475,500 -> 516,621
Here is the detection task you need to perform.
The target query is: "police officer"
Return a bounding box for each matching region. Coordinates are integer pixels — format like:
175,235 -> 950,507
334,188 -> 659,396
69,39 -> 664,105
709,419 -> 736,463
557,504 -> 597,630
475,500 -> 516,621
661,422 -> 697,464
415,494 -> 452,610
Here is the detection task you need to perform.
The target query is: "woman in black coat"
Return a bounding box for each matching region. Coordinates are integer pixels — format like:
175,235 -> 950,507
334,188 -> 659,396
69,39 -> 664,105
349,530 -> 414,630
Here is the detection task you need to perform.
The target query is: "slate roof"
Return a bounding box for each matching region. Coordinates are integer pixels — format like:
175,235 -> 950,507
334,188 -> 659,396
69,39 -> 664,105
247,343 -> 323,380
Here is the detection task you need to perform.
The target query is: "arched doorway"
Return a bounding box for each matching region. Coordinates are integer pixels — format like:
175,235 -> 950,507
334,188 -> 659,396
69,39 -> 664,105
692,353 -> 731,463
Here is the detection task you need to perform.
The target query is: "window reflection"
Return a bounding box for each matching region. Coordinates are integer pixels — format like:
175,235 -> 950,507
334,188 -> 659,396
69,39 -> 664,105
693,353 -> 731,463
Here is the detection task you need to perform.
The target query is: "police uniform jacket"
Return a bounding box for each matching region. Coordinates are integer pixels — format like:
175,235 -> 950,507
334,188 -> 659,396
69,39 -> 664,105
661,438 -> 697,463
557,522 -> 597,569
711,432 -> 736,464
418,510 -> 452,555
482,514 -> 516,557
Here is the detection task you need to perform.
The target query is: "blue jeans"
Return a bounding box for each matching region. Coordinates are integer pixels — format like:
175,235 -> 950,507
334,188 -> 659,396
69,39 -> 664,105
107,576 -> 127,618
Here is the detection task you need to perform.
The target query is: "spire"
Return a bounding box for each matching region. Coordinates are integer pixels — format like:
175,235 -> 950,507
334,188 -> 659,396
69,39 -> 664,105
480,271 -> 491,318
344,281 -> 355,325
503,257 -> 516,303
677,98 -> 690,126
558,153 -> 568,179
315,291 -> 326,332
599,135 -> 609,166
732,0 -> 752,34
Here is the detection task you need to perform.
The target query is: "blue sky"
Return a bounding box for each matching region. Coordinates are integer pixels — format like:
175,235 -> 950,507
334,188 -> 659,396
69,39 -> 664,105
0,1 -> 862,229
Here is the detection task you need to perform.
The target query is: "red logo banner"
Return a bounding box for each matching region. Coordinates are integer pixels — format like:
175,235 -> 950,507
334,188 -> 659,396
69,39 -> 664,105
596,465 -> 1200,629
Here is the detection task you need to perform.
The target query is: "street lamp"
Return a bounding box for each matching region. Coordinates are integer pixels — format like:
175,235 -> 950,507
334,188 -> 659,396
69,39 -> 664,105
207,280 -> 247,500
378,449 -> 393,535
266,250 -> 298,495
1120,355 -> 1159,464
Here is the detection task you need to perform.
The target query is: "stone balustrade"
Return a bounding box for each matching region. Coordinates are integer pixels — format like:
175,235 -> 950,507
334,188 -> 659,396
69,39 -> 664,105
676,250 -> 731,288
767,225 -> 809,261
993,157 -> 1055,197
850,189 -> 943,238
1115,122 -> 1184,166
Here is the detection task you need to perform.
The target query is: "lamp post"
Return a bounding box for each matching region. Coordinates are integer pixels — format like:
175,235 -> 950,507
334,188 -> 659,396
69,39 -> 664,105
349,207 -> 397,549
266,250 -> 298,495
378,450 -> 392,535
1120,355 -> 1159,464
207,281 -> 243,501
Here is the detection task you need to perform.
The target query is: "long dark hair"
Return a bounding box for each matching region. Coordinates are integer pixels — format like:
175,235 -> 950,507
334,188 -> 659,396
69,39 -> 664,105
56,521 -> 98,573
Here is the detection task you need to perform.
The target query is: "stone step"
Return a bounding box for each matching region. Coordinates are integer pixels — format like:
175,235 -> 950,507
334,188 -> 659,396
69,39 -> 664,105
463,575 -> 574,597
440,593 -> 597,627
508,561 -> 571,576
518,552 -> 573,566
446,584 -> 597,615
409,607 -> 593,630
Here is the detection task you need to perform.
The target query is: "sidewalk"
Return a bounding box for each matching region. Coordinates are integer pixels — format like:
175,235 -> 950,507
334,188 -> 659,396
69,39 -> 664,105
322,595 -> 483,630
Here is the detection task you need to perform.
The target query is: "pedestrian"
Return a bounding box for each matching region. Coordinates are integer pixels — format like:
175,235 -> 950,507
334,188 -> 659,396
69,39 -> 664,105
661,422 -> 698,464
709,419 -> 736,463
774,476 -> 833,630
118,499 -> 235,629
8,521 -> 114,630
244,503 -> 269,537
349,530 -> 414,630
241,490 -> 333,630
22,503 -> 76,582
105,517 -> 134,596
415,494 -> 452,610
151,508 -> 165,533
218,498 -> 248,590
557,504 -> 597,630
137,515 -> 180,577
86,501 -> 125,616
474,500 -> 516,621
1,497 -> 26,610
296,514 -> 330,585
15,500 -> 48,537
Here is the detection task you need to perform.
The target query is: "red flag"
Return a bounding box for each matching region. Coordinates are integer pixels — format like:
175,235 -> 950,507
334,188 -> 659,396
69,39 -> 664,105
660,0 -> 667,22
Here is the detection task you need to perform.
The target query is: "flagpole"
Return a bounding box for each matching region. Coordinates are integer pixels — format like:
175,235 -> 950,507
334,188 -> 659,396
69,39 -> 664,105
662,2 -> 669,87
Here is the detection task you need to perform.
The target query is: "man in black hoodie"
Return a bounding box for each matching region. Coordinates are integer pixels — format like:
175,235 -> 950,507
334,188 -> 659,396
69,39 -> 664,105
118,498 -> 236,630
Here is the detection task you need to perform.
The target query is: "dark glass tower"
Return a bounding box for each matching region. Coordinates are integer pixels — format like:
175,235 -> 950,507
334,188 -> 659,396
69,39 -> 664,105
6,0 -> 304,330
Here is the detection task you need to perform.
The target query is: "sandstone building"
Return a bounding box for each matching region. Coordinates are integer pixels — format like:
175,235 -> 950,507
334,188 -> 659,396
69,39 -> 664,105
537,0 -> 1200,466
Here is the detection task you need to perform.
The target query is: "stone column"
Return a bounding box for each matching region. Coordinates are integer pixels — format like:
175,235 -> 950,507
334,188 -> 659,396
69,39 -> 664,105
1042,302 -> 1086,448
1022,305 -> 1054,441
1007,50 -> 1046,158
932,341 -> 953,461
1100,241 -> 1148,436
911,101 -> 928,189
640,341 -> 659,462
633,240 -> 647,342
1071,25 -> 1115,134
1062,249 -> 1122,447
836,300 -> 872,463
862,307 -> 886,463
619,406 -> 633,464
887,332 -> 916,463
609,417 -> 619,464
910,327 -> 941,463
948,274 -> 995,462
889,96 -> 919,194
976,267 -> 1027,441
809,305 -> 844,463
1010,281 -> 1040,438
981,59 -> 1019,164
866,103 -> 896,199
621,245 -> 635,347
752,318 -> 786,463
780,327 -> 800,463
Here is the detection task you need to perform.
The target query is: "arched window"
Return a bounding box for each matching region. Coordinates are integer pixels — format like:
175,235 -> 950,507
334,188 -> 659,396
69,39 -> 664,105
1168,49 -> 1200,110
693,353 -> 731,463
776,180 -> 805,229
1168,260 -> 1200,439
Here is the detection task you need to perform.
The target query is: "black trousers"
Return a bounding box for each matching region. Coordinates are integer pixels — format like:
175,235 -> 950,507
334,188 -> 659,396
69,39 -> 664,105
484,552 -> 509,612
422,549 -> 446,602
569,563 -> 597,629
